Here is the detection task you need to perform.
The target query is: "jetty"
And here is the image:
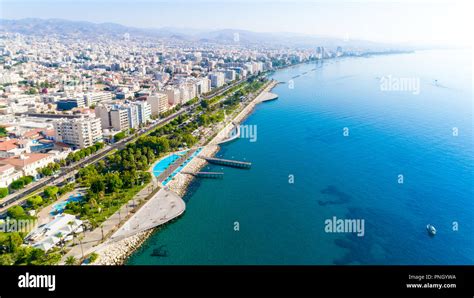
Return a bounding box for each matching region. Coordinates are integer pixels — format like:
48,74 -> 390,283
200,156 -> 251,168
182,171 -> 224,179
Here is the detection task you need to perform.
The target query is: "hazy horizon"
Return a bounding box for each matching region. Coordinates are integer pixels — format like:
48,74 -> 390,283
1,0 -> 473,47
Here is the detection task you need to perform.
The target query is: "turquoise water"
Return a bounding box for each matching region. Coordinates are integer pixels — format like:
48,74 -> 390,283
50,194 -> 83,215
127,50 -> 473,265
152,150 -> 187,176
162,148 -> 203,185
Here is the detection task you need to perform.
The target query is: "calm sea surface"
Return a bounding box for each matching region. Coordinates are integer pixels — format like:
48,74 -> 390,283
127,50 -> 473,265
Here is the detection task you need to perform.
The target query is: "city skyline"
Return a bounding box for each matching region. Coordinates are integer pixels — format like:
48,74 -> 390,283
0,0 -> 472,46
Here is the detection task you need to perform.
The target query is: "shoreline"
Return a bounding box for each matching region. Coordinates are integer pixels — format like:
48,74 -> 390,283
94,80 -> 278,265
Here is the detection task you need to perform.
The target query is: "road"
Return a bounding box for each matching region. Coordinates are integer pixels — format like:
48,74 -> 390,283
0,108 -> 186,213
0,76 -> 249,214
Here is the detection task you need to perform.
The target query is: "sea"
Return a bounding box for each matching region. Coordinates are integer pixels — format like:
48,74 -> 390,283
127,50 -> 473,265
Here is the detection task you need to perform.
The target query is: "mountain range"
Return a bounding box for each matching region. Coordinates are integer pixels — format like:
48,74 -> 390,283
0,18 -> 409,50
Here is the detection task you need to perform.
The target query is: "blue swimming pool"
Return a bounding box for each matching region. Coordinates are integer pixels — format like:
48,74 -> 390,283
162,148 -> 203,185
50,193 -> 83,215
151,150 -> 188,176
151,148 -> 203,186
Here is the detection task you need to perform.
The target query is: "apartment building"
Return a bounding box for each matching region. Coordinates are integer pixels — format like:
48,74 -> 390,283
53,115 -> 103,148
146,93 -> 169,116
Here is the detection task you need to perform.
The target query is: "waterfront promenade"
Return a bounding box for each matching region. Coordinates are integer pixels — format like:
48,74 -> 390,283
60,179 -> 160,264
91,79 -> 278,264
92,188 -> 185,265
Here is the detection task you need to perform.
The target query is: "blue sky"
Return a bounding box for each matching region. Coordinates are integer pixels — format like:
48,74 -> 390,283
0,0 -> 472,46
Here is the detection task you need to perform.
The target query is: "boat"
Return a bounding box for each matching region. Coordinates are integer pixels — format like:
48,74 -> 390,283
426,224 -> 436,236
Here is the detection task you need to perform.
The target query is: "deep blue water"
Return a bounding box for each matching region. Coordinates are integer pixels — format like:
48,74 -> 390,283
127,50 -> 473,265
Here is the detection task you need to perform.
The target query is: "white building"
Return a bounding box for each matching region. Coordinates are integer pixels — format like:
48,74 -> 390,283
133,101 -> 151,126
25,213 -> 83,252
110,108 -> 129,131
0,164 -> 22,188
209,72 -> 225,88
163,88 -> 181,106
83,92 -> 114,107
53,115 -> 103,148
0,153 -> 56,178
147,93 -> 169,116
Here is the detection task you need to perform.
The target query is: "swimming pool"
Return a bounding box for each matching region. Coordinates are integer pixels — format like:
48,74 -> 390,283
50,194 -> 83,215
151,148 -> 203,186
162,148 -> 203,186
151,150 -> 188,176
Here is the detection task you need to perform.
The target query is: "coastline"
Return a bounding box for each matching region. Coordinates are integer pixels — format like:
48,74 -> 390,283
94,80 -> 278,265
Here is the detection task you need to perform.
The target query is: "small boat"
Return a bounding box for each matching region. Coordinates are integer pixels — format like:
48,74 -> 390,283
426,224 -> 437,236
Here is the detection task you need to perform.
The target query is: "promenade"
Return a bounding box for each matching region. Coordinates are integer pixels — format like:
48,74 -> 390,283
86,79 -> 278,264
60,179 -> 160,264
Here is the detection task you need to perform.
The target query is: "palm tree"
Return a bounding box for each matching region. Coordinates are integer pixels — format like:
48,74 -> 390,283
78,235 -> 85,260
65,256 -> 77,265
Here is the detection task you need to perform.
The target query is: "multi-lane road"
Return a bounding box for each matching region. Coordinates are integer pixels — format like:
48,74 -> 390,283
0,108 -> 188,214
0,77 -> 251,214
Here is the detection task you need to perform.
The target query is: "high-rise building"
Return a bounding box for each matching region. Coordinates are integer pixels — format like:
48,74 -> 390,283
196,78 -> 211,94
147,93 -> 169,116
209,72 -> 225,88
109,108 -> 129,131
133,101 -> 151,125
53,115 -> 103,149
224,69 -> 236,81
164,88 -> 181,106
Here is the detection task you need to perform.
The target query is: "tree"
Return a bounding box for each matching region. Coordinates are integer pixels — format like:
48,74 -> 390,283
26,195 -> 43,209
65,256 -> 77,265
44,186 -> 59,200
8,232 -> 24,253
7,206 -> 27,219
114,131 -> 126,142
9,179 -> 25,190
200,100 -> 209,109
105,172 -> 123,193
0,253 -> 14,265
0,126 -> 7,137
0,187 -> 8,198
90,178 -> 105,194
88,252 -> 98,264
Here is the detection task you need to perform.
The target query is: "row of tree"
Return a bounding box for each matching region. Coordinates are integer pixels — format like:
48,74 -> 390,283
64,142 -> 105,165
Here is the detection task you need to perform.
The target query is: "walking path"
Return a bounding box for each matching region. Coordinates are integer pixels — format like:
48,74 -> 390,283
60,179 -> 160,263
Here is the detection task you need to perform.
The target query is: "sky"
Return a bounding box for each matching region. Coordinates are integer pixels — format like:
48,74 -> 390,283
0,0 -> 473,46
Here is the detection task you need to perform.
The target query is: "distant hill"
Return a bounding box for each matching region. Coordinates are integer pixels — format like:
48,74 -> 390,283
0,18 -> 408,50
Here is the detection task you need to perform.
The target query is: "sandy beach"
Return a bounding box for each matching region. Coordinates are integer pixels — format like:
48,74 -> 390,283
93,80 -> 278,265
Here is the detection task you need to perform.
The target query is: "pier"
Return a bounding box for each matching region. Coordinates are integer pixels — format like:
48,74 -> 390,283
200,156 -> 252,168
182,171 -> 224,179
